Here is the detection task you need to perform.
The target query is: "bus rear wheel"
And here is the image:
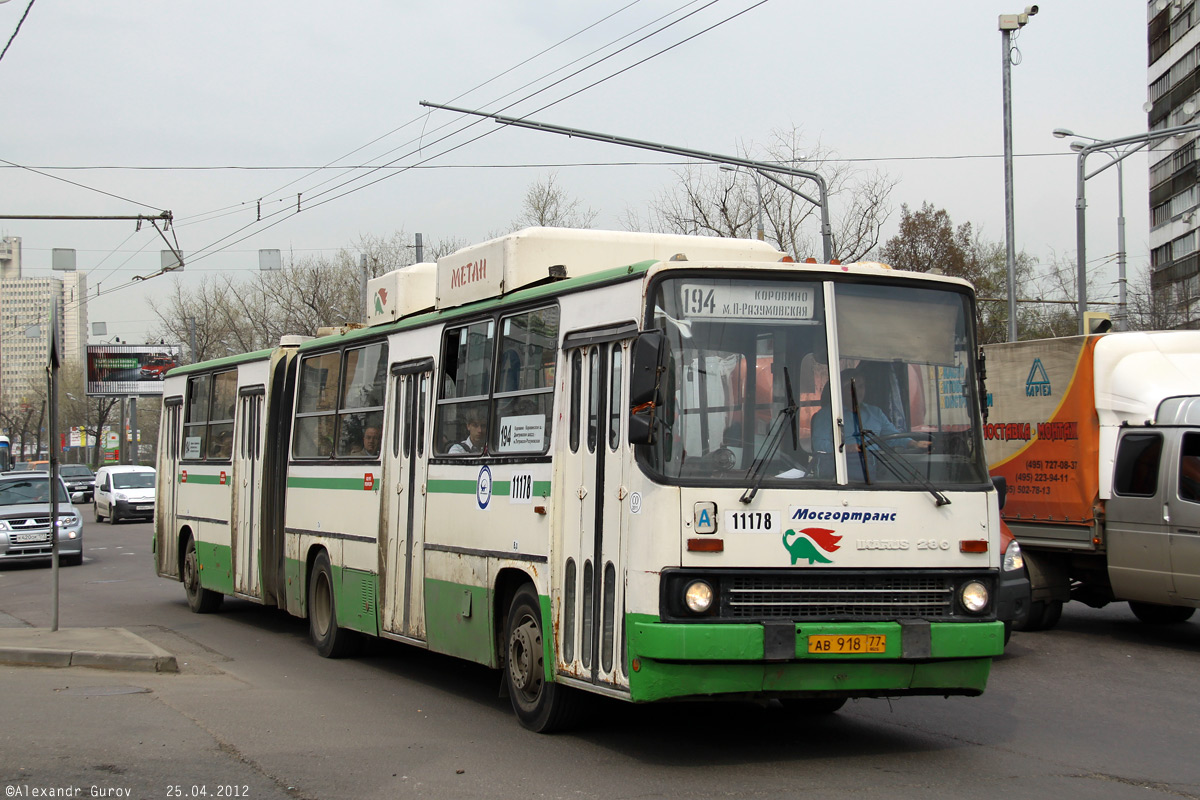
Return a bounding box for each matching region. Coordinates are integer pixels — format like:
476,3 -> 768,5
505,584 -> 578,733
183,537 -> 223,613
308,551 -> 360,658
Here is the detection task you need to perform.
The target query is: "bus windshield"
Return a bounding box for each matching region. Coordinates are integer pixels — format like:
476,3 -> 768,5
641,275 -> 988,489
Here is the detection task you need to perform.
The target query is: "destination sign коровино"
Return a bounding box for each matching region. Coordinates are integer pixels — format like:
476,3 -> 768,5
679,283 -> 816,322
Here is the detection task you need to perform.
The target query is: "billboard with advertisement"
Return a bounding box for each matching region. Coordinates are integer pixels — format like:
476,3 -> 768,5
86,344 -> 184,396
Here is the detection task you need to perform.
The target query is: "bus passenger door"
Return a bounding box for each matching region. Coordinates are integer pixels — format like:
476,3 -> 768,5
159,399 -> 183,576
383,364 -> 432,640
557,340 -> 631,690
233,391 -> 264,597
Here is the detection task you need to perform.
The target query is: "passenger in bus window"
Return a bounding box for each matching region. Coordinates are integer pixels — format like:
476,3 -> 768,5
209,429 -> 233,460
349,424 -> 382,457
449,408 -> 487,454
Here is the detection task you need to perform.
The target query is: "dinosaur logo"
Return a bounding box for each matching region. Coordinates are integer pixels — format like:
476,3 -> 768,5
783,527 -> 841,565
374,287 -> 389,315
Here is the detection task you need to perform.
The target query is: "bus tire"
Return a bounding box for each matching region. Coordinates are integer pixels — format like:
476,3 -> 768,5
308,551 -> 360,658
780,697 -> 847,716
183,537 -> 223,613
504,584 -> 578,733
1129,601 -> 1196,625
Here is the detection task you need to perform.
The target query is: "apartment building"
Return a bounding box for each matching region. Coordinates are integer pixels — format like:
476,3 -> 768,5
1148,0 -> 1200,323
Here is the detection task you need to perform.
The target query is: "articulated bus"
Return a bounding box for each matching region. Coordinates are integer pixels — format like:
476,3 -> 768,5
155,227 -> 1008,731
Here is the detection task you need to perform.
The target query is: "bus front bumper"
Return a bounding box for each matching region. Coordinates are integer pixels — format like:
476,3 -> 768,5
624,617 -> 1004,703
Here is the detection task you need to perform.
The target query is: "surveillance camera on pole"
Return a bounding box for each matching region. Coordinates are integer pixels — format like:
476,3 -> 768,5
999,8 -> 1038,341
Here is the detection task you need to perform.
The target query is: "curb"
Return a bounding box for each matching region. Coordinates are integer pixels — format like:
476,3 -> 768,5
0,628 -> 179,673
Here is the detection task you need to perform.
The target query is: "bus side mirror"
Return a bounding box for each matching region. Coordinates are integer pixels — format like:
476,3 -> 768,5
992,475 -> 1007,510
628,331 -> 667,446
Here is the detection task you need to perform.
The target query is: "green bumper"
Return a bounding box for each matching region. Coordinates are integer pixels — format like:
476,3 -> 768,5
625,617 -> 1004,703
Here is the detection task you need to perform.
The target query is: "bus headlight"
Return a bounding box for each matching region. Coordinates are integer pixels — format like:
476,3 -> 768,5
684,580 -> 714,614
960,581 -> 989,613
1002,540 -> 1024,572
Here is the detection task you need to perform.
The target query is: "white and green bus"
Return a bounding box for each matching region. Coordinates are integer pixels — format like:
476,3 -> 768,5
155,227 -> 1010,731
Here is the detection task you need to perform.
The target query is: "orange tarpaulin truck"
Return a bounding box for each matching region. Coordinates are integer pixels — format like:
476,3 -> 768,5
983,332 -> 1200,630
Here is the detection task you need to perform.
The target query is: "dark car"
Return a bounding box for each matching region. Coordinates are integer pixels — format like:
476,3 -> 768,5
59,464 -> 96,503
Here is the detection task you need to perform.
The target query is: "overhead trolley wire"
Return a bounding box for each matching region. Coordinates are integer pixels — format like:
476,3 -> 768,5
179,1 -> 762,268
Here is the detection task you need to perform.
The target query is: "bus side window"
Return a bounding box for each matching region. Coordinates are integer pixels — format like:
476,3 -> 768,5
492,306 -> 559,455
184,374 -> 211,460
435,320 -> 494,455
294,351 -> 341,459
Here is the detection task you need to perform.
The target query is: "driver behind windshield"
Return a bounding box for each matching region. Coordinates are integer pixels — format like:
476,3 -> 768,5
811,367 -> 931,455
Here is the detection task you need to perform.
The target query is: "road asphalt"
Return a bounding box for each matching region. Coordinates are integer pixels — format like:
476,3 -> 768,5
0,611 -> 177,673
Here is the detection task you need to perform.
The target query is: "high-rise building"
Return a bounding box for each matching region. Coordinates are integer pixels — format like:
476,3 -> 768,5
0,237 -> 21,280
0,240 -> 89,415
1148,0 -> 1200,325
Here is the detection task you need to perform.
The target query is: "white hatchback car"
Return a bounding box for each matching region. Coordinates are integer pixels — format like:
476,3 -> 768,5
93,465 -> 156,524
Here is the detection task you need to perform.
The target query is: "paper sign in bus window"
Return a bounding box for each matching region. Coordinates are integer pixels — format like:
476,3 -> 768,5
183,437 -> 203,460
497,414 -> 545,452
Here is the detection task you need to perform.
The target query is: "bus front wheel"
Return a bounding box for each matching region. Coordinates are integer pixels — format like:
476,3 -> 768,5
504,584 -> 578,733
308,551 -> 360,658
183,538 -> 223,614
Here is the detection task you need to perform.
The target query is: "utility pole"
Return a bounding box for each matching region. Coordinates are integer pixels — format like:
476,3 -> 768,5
360,253 -> 369,320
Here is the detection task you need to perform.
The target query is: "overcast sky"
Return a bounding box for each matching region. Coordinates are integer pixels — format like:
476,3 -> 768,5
1,1 -> 1149,345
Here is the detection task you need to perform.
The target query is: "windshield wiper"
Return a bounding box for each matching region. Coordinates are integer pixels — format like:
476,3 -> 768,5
847,380 -> 872,485
739,369 -> 798,504
858,429 -> 951,507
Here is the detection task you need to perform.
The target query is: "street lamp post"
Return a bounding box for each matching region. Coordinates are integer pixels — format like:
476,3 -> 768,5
1057,116 -> 1200,334
999,6 -> 1038,343
1054,129 -> 1128,328
422,102 -> 834,261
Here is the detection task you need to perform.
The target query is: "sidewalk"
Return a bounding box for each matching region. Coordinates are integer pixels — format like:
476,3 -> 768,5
0,612 -> 177,672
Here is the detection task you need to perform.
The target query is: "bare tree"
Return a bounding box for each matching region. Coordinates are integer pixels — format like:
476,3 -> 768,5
1125,268 -> 1200,330
511,172 -> 598,230
879,202 -> 1078,343
54,367 -> 114,467
0,379 -> 44,461
628,127 -> 896,262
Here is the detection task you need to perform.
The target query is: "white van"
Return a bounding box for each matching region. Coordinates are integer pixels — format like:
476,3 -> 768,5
94,465 -> 156,524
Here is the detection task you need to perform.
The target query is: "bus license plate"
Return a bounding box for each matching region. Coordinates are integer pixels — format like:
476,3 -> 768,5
807,634 -> 886,654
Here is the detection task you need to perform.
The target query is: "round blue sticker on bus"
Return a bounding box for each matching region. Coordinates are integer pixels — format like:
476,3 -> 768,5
477,465 -> 493,510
